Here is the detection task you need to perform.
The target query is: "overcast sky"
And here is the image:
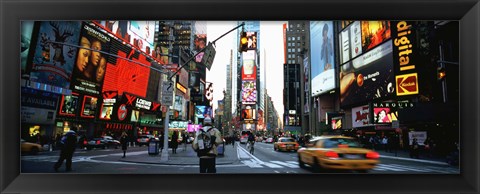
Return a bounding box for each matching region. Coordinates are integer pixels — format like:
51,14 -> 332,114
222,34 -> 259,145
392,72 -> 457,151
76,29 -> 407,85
206,21 -> 285,126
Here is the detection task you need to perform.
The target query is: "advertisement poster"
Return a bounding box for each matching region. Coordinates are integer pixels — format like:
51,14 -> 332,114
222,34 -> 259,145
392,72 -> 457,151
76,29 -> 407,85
340,41 -> 395,107
102,38 -> 151,98
152,44 -> 169,64
241,81 -> 257,103
21,107 -> 56,125
352,105 -> 370,128
195,106 -> 206,119
81,96 -> 98,118
128,21 -> 155,55
71,23 -> 111,96
29,21 -> 82,88
340,29 -> 350,64
350,21 -> 363,60
373,107 -> 398,124
100,106 -> 114,120
242,105 -> 256,120
310,21 -> 335,96
246,32 -> 257,50
242,60 -> 257,80
59,94 -> 79,116
194,34 -> 207,63
21,21 -> 35,76
361,21 -> 391,52
408,131 -> 427,146
331,116 -> 343,130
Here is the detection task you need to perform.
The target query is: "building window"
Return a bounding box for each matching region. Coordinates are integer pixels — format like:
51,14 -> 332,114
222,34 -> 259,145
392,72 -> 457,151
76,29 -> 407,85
297,48 -> 301,52
292,42 -> 295,46
292,37 -> 296,41
288,37 -> 292,41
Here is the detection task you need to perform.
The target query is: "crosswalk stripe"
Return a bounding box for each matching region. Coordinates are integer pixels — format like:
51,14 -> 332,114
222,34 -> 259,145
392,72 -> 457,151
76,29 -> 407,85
386,164 -> 430,172
261,162 -> 283,168
242,159 -> 263,168
270,161 -> 299,168
374,165 -> 407,171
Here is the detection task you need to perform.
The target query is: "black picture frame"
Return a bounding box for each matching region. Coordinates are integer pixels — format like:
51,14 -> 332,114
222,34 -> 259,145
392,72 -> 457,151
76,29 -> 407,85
1,0 -> 479,193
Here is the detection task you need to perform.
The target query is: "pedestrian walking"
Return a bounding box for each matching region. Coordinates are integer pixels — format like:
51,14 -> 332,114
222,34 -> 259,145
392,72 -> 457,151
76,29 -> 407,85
410,138 -> 420,159
120,132 -> 128,158
171,130 -> 179,154
382,136 -> 388,152
54,127 -> 78,172
192,117 -> 222,173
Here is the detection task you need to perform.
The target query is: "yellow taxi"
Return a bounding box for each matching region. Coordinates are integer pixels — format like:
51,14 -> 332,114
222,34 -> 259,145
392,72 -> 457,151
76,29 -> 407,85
274,137 -> 299,152
297,136 -> 379,173
21,139 -> 43,155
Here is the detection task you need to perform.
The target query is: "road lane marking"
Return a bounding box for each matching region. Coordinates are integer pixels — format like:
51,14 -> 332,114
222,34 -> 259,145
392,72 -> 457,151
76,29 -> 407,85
386,164 -> 431,172
270,161 -> 298,168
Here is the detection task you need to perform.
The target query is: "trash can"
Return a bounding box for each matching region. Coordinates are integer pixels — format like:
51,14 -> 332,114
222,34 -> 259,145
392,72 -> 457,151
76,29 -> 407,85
148,140 -> 159,155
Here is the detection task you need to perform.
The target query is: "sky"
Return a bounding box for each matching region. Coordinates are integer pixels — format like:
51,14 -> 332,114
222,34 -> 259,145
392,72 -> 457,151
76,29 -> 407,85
206,21 -> 286,126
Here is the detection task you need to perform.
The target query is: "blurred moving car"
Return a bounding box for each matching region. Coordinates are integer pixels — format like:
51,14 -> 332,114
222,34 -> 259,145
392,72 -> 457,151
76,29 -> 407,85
101,136 -> 121,149
240,135 -> 248,144
297,136 -> 380,173
86,138 -> 106,150
265,137 -> 274,143
137,135 -> 155,146
274,137 -> 299,152
21,139 -> 43,155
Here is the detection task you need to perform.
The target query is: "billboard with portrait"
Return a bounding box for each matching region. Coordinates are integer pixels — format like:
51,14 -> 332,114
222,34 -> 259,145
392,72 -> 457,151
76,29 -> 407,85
21,21 -> 35,76
373,107 -> 398,124
102,38 -> 151,98
241,81 -> 257,103
246,32 -> 257,50
310,21 -> 335,96
29,21 -> 82,88
127,21 -> 155,55
71,23 -> 111,96
241,60 -> 256,80
361,21 -> 391,52
59,93 -> 79,116
194,34 -> 207,63
81,95 -> 98,118
99,91 -> 117,120
340,41 -> 395,107
242,106 -> 256,120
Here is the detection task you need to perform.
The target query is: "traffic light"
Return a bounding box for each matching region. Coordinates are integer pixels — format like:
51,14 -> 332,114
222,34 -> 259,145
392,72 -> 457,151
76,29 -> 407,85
437,66 -> 446,81
239,31 -> 248,52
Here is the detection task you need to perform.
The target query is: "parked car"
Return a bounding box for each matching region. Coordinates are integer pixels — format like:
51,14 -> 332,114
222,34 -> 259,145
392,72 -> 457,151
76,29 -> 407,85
297,135 -> 380,173
102,136 -> 121,149
274,137 -> 300,152
137,135 -> 155,146
21,139 -> 43,155
86,138 -> 106,150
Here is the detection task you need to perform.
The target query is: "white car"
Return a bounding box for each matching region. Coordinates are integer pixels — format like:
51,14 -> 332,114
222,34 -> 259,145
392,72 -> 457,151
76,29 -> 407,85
240,136 -> 248,144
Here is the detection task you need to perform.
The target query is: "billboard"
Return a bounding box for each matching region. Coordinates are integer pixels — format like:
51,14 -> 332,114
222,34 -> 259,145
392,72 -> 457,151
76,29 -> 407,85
352,105 -> 370,128
339,21 -> 362,65
29,21 -> 82,88
241,60 -> 257,80
102,38 -> 151,98
59,93 -> 79,116
340,41 -> 395,107
241,81 -> 257,103
195,105 -> 206,119
246,32 -> 257,50
373,107 -> 398,124
242,106 -> 256,120
194,34 -> 207,63
152,44 -> 169,64
310,21 -> 335,96
99,91 -> 117,120
303,57 -> 310,113
71,23 -> 111,96
21,21 -> 35,76
361,21 -> 391,52
127,21 -> 155,55
81,95 -> 98,118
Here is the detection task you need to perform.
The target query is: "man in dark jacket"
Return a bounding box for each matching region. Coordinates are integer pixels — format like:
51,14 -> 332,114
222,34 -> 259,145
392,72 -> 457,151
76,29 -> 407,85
54,127 -> 78,172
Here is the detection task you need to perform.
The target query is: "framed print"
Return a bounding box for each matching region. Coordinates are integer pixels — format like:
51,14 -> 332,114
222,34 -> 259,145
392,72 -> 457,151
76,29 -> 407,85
2,0 -> 479,194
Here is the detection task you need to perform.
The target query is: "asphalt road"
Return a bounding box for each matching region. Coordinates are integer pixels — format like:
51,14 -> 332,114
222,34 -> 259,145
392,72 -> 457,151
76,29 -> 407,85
21,142 -> 459,174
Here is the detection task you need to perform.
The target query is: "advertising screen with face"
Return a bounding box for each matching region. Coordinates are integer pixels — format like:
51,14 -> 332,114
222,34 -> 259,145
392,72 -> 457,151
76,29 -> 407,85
29,21 -> 82,88
246,32 -> 257,50
373,107 -> 398,124
71,22 -> 111,96
340,41 -> 395,107
310,21 -> 335,96
81,96 -> 98,118
128,21 -> 155,54
241,81 -> 257,103
59,94 -> 79,116
102,38 -> 151,98
361,21 -> 391,52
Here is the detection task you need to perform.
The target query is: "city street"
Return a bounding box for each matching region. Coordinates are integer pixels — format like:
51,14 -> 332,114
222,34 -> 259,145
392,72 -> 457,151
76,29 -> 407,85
22,142 -> 459,174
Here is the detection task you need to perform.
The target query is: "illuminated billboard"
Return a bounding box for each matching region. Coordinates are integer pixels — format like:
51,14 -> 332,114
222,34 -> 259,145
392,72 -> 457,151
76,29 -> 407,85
310,21 -> 335,96
242,105 -> 256,120
361,21 -> 391,52
373,107 -> 398,124
351,105 -> 370,128
29,21 -> 82,88
21,21 -> 34,76
241,81 -> 257,103
340,41 -> 395,107
241,60 -> 256,80
194,34 -> 207,63
339,21 -> 362,64
246,32 -> 257,50
102,38 -> 151,98
128,21 -> 155,55
59,93 -> 79,116
81,95 -> 98,118
71,22 -> 111,96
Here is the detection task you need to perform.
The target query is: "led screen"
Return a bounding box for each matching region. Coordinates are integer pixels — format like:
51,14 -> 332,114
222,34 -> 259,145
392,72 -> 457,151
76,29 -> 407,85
59,94 -> 79,116
361,21 -> 391,52
81,96 -> 98,118
373,107 -> 398,124
241,81 -> 257,103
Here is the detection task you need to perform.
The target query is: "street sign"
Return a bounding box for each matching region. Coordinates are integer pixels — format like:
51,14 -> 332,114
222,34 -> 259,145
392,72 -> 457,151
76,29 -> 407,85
162,81 -> 174,106
201,43 -> 216,70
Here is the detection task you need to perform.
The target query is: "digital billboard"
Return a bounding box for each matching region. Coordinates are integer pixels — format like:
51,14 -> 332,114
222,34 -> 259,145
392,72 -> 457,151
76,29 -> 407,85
81,95 -> 98,118
242,106 -> 256,120
246,32 -> 257,50
361,21 -> 391,52
128,21 -> 155,55
340,41 -> 395,107
195,105 -> 206,119
152,43 -> 169,64
194,34 -> 207,63
59,93 -> 79,116
351,105 -> 370,128
71,23 -> 111,96
102,38 -> 151,98
29,21 -> 82,88
310,21 -> 335,96
241,60 -> 256,80
373,107 -> 398,124
241,81 -> 257,103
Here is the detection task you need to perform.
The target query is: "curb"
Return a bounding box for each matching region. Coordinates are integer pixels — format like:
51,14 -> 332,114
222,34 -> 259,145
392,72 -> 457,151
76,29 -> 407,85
380,155 -> 448,165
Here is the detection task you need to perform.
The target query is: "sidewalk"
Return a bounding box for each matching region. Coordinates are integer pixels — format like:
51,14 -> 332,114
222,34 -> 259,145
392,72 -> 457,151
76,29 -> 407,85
375,148 -> 449,165
118,143 -> 239,165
